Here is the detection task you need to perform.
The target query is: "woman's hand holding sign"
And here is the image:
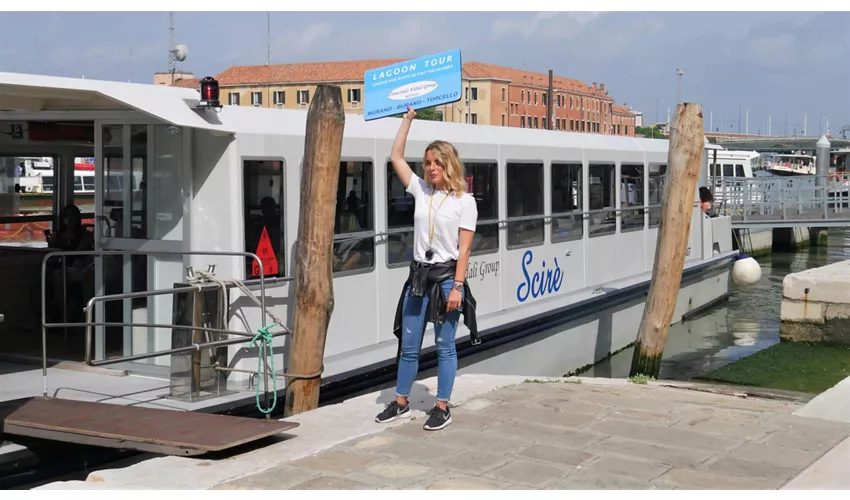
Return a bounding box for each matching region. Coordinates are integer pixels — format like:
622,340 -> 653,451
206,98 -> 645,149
403,106 -> 417,121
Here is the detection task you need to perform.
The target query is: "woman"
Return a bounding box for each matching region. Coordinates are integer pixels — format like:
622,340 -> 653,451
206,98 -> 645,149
375,106 -> 479,431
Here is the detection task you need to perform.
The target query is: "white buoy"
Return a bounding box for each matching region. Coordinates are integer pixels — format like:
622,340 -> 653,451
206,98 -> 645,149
732,253 -> 762,286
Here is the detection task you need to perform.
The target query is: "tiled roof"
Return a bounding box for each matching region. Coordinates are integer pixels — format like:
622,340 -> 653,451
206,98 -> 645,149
212,58 -> 613,100
216,59 -> 406,86
462,61 -> 610,99
169,78 -> 200,88
613,104 -> 634,115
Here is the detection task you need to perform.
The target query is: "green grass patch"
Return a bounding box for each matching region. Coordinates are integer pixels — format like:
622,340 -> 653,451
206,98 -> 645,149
696,342 -> 850,394
629,374 -> 655,384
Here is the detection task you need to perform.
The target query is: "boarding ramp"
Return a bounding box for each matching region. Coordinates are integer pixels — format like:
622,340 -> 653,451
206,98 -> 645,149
715,174 -> 850,228
1,249 -> 302,457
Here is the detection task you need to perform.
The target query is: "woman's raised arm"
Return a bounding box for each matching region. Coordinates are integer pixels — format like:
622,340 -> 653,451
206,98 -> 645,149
389,106 -> 416,188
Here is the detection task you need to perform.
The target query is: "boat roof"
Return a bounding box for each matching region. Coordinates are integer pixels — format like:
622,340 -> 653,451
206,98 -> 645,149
0,71 -> 234,134
0,71 -> 667,154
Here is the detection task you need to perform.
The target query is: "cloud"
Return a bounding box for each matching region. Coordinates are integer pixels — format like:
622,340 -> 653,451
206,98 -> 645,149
272,22 -> 333,56
491,11 -> 604,40
745,34 -> 796,69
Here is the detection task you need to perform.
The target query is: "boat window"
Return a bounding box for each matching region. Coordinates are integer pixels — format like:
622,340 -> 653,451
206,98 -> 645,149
648,163 -> 667,228
243,160 -> 285,279
551,163 -> 582,243
506,162 -> 544,248
0,156 -> 58,247
102,124 -> 148,239
386,160 -> 420,267
334,160 -> 374,275
735,164 -> 744,177
74,176 -> 83,192
588,163 -> 616,237
723,164 -> 733,177
620,164 -> 645,232
711,164 -> 722,178
466,162 -> 499,255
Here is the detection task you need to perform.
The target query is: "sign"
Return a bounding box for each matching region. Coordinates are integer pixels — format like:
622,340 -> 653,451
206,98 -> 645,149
363,49 -> 462,121
251,226 -> 279,277
516,250 -> 564,303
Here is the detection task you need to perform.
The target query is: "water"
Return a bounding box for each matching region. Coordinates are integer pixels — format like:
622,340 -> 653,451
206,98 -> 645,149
581,227 -> 850,381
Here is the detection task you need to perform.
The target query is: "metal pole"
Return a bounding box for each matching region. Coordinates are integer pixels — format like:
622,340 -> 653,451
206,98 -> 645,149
816,135 -> 831,214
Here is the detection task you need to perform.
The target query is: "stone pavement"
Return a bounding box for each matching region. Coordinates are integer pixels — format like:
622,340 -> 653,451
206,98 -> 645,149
212,378 -> 850,490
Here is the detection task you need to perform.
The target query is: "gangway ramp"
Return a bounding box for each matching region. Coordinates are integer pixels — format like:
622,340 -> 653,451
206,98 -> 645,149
1,397 -> 298,456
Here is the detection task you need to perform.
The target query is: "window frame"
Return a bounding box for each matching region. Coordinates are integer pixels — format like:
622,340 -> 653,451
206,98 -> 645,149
333,158 -> 376,278
587,162 -> 617,238
647,162 -> 668,229
241,157 -> 287,283
465,161 -> 500,257
505,161 -> 545,250
384,158 -> 420,269
550,162 -> 584,243
619,163 -> 646,233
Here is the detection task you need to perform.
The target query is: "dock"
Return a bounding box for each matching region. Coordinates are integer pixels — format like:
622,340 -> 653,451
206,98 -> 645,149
1,397 -> 298,456
34,374 -> 850,490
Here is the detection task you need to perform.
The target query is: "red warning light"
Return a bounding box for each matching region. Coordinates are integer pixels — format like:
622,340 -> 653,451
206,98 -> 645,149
197,77 -> 221,109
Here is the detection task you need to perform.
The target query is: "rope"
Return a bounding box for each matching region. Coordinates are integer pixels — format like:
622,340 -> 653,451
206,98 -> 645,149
251,325 -> 276,415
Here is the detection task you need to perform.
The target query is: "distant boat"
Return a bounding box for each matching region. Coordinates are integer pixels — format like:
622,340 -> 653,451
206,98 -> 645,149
764,153 -> 815,176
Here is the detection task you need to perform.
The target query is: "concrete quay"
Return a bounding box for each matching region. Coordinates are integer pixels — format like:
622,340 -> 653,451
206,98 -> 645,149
781,258 -> 850,345
35,373 -> 850,490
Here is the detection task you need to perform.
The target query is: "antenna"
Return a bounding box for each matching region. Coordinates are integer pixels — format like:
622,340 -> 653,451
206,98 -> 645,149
167,12 -> 189,83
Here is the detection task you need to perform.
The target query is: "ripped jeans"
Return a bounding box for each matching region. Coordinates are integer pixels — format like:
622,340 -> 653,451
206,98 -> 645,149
395,279 -> 463,402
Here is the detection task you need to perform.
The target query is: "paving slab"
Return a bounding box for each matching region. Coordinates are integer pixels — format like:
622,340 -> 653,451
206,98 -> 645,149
34,374 -> 850,490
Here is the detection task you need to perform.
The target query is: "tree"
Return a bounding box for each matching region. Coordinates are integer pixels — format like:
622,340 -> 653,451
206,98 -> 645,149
635,125 -> 666,139
392,106 -> 443,121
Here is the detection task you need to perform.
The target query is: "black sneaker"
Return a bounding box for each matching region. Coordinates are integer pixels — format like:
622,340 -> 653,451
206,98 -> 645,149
375,401 -> 410,423
423,405 -> 452,431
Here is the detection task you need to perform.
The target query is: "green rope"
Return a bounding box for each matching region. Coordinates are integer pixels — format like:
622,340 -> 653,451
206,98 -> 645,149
252,325 -> 277,415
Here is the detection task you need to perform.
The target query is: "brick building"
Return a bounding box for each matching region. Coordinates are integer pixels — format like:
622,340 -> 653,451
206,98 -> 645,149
169,59 -> 635,137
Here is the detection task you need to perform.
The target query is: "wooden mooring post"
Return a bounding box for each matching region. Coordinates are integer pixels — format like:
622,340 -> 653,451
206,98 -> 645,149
283,85 -> 345,417
630,103 -> 704,379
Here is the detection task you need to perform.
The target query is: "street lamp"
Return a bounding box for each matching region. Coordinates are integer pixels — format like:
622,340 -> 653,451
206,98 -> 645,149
676,68 -> 685,104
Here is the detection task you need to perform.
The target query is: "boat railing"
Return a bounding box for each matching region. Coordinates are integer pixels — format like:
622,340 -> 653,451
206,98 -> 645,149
40,249 -> 292,403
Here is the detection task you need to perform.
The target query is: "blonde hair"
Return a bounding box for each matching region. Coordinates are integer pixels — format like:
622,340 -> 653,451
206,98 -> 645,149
423,140 -> 467,195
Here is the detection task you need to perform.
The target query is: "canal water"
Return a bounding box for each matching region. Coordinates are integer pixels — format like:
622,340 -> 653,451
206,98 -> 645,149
579,227 -> 850,381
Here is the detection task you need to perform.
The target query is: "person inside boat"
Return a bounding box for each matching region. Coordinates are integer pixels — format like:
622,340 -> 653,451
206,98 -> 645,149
375,106 -> 479,432
45,204 -> 94,324
699,186 -> 714,215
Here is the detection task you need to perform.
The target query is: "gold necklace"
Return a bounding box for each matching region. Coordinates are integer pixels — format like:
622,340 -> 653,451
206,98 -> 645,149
425,188 -> 449,260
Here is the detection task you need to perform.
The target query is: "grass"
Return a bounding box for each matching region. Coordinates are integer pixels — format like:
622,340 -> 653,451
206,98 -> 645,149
629,374 -> 655,385
696,342 -> 850,394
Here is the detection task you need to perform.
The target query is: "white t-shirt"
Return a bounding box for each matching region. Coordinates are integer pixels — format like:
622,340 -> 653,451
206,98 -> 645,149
407,173 -> 478,264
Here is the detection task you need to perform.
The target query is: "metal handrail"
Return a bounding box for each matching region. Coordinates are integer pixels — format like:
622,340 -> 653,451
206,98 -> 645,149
40,249 -> 273,398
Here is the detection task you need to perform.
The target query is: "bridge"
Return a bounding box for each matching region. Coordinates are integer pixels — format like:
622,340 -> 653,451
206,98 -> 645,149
713,174 -> 850,229
716,135 -> 850,152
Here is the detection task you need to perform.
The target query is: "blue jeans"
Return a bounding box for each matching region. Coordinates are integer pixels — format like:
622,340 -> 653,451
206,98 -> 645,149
395,279 -> 463,402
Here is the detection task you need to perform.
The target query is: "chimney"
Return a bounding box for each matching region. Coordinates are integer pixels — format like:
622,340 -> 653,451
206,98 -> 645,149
547,69 -> 554,130
592,82 -> 597,90
600,83 -> 605,93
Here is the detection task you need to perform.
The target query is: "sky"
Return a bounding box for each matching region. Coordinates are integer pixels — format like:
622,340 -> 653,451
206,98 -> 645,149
1,10 -> 849,136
